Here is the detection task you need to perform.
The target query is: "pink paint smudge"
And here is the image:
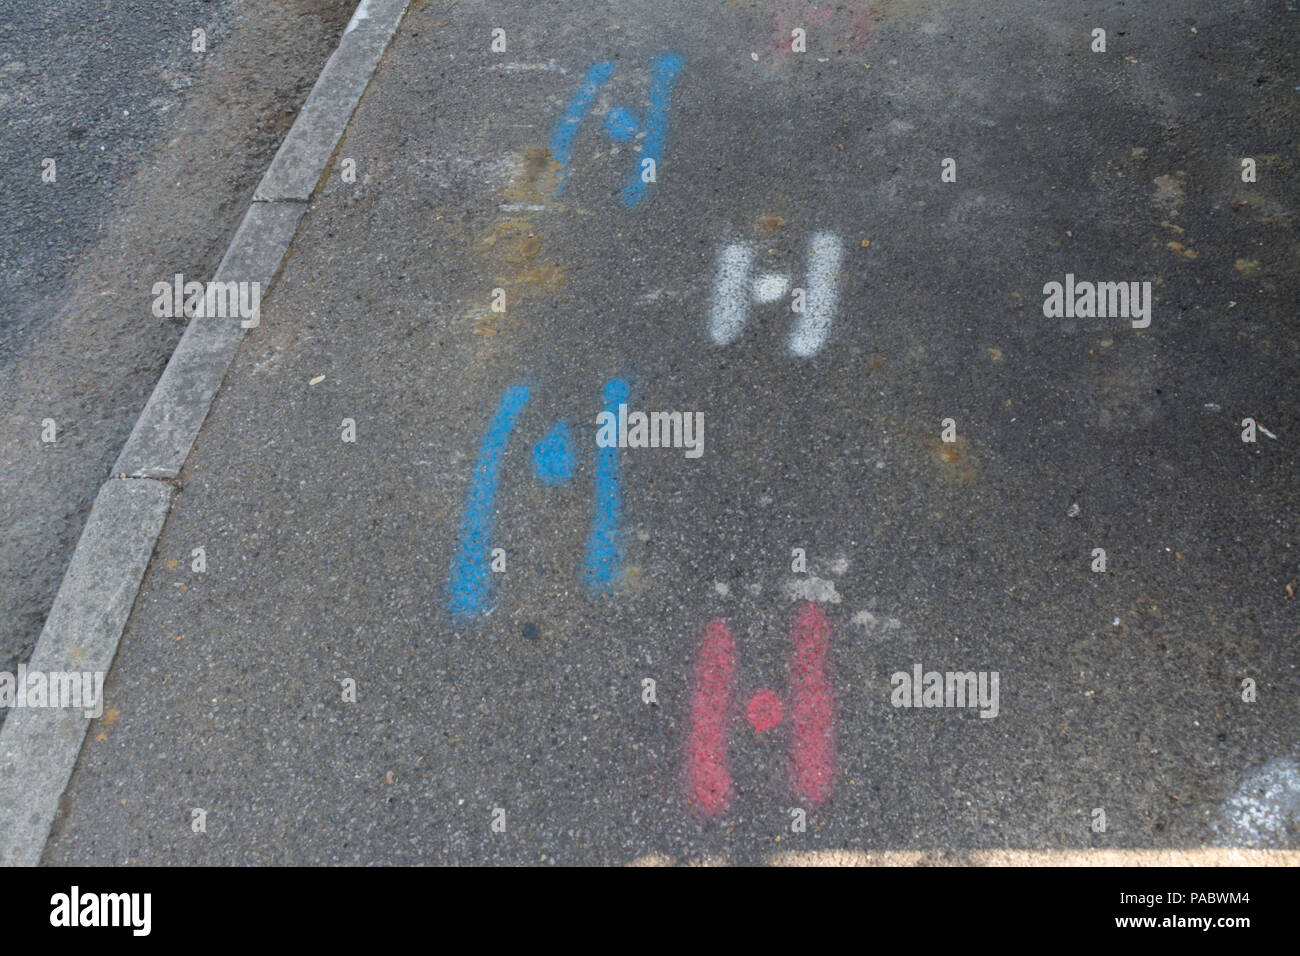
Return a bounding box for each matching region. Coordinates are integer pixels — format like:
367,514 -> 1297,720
769,1 -> 874,59
846,4 -> 874,53
746,688 -> 784,734
789,601 -> 835,804
687,618 -> 736,816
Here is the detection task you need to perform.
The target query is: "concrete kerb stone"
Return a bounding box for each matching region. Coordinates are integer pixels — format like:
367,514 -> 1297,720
0,478 -> 173,865
113,199 -> 306,480
1,0 -> 413,865
254,0 -> 412,202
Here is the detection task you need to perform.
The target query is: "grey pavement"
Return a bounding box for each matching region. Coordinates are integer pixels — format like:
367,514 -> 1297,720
0,0 -> 356,694
30,0 -> 1300,864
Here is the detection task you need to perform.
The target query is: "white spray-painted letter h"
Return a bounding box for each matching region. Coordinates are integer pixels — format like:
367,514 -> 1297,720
708,231 -> 843,358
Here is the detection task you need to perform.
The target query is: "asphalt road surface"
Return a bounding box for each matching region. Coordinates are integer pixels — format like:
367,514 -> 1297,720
27,0 -> 1300,863
0,0 -> 355,694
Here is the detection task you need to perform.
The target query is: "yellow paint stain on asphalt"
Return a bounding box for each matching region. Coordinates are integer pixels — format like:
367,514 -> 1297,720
480,217 -> 566,301
465,209 -> 567,342
481,216 -> 533,251
503,145 -> 564,204
931,434 -> 977,485
864,0 -> 953,30
617,565 -> 647,593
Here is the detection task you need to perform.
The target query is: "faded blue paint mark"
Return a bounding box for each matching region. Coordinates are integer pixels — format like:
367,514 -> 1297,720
550,60 -> 615,193
533,419 -> 575,485
622,53 -> 684,207
585,378 -> 628,592
448,384 -> 530,622
603,106 -> 639,143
